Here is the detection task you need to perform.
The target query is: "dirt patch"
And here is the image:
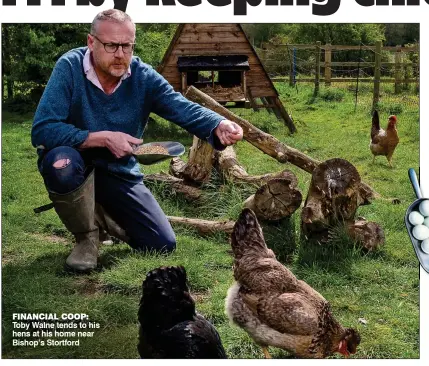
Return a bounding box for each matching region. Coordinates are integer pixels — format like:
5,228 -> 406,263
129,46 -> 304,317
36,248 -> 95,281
30,233 -> 69,245
191,290 -> 210,303
74,277 -> 102,296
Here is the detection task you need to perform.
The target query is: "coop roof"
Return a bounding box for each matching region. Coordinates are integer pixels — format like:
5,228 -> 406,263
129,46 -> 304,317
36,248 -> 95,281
177,55 -> 250,71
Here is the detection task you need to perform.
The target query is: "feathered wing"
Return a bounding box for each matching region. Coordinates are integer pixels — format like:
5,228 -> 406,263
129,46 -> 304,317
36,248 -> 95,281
241,292 -> 321,336
371,110 -> 381,141
159,315 -> 227,358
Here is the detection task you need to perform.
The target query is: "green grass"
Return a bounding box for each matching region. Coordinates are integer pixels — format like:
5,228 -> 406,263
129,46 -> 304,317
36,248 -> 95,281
1,82 -> 419,359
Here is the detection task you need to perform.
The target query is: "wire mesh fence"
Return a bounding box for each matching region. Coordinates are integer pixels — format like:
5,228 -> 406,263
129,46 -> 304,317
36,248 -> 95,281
226,42 -> 419,129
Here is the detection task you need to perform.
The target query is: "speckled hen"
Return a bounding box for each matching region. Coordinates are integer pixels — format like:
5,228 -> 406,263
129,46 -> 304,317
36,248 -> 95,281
225,208 -> 360,358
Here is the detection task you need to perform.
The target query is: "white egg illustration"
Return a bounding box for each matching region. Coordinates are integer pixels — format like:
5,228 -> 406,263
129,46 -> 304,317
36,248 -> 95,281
409,211 -> 424,225
424,217 -> 429,227
412,225 -> 429,241
421,239 -> 429,254
419,200 -> 429,217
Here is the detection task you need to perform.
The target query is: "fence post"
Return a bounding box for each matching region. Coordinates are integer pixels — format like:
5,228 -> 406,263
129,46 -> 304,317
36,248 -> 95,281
394,46 -> 402,94
372,40 -> 382,111
289,46 -> 294,86
315,41 -> 321,95
324,43 -> 332,87
293,48 -> 297,85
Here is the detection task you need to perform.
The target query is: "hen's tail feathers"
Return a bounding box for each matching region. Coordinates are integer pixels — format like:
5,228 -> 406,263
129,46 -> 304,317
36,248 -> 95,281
231,208 -> 268,259
371,110 -> 380,140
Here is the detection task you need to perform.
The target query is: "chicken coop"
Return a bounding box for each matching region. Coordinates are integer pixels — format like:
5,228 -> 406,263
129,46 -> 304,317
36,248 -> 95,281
157,24 -> 296,133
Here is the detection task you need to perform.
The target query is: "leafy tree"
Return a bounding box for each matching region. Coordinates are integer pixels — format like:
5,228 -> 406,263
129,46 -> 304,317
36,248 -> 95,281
134,24 -> 177,67
2,24 -> 87,106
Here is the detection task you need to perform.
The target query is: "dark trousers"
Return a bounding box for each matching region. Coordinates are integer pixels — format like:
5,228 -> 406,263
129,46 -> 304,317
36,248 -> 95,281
40,146 -> 176,253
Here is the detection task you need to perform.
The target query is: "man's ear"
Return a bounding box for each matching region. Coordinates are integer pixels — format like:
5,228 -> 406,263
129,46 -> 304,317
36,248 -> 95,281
87,34 -> 94,51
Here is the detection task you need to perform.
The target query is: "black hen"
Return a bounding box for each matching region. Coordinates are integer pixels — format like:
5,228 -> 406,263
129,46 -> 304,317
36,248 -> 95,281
138,265 -> 227,359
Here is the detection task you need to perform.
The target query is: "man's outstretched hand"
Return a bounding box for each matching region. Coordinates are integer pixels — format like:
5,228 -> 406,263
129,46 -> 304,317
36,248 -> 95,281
214,120 -> 243,146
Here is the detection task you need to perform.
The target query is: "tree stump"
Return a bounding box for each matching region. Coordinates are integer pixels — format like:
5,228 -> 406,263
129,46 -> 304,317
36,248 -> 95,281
169,157 -> 187,179
179,135 -> 215,183
244,178 -> 302,221
301,158 -> 362,241
215,146 -> 298,186
346,219 -> 385,251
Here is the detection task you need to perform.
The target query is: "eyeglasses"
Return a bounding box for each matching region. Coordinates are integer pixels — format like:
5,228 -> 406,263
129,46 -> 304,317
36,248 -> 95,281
91,34 -> 135,54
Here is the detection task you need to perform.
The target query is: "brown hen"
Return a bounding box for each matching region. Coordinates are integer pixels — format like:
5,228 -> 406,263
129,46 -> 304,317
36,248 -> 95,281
225,208 -> 360,359
370,110 -> 399,167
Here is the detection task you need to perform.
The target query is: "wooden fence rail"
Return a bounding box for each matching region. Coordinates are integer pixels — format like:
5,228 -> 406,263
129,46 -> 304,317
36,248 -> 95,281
260,41 -> 419,108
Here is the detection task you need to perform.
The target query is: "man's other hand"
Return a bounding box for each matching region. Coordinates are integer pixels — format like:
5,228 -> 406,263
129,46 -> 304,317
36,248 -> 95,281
215,120 -> 243,146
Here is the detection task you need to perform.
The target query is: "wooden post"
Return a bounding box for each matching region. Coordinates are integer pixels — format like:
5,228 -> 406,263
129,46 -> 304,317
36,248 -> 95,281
324,43 -> 332,87
289,46 -> 294,87
315,41 -> 321,95
394,46 -> 402,94
404,61 -> 411,91
372,41 -> 382,111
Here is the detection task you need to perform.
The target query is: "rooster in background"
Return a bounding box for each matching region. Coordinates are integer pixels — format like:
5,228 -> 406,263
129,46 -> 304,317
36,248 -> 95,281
138,266 -> 227,359
370,110 -> 399,167
225,208 -> 361,359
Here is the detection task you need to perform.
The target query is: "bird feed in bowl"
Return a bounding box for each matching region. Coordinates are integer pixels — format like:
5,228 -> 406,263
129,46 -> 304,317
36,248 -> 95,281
134,145 -> 169,155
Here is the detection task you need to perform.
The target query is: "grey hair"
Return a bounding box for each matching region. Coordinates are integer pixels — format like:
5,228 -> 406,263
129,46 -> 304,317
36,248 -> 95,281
90,9 -> 135,35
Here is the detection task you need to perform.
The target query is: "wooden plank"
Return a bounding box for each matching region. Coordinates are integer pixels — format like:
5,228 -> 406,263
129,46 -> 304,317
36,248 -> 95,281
182,24 -> 241,33
325,43 -> 331,86
248,87 -> 277,98
246,88 -> 259,112
272,96 -> 297,133
178,33 -> 246,44
315,41 -> 321,95
166,53 -> 261,66
171,43 -> 253,52
395,47 -> 402,94
373,40 -> 382,109
266,97 -> 284,121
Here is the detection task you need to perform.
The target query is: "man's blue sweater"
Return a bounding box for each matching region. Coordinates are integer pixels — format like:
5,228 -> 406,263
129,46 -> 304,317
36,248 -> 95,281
31,47 -> 225,182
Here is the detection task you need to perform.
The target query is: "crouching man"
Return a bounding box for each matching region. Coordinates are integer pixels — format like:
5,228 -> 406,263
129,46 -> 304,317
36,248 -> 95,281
31,9 -> 243,272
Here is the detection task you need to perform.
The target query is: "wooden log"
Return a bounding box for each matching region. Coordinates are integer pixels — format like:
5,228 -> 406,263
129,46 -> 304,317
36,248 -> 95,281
181,136 -> 215,183
184,85 -> 378,204
346,219 -> 385,251
301,158 -> 362,241
243,178 -> 302,221
169,157 -> 187,178
144,173 -> 202,201
215,146 -> 298,187
167,216 -> 235,236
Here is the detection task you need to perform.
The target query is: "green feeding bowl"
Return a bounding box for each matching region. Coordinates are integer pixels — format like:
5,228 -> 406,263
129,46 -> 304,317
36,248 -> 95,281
133,141 -> 185,165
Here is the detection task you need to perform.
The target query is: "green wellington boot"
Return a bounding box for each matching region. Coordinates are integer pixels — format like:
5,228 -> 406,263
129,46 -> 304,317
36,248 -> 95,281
48,170 -> 99,272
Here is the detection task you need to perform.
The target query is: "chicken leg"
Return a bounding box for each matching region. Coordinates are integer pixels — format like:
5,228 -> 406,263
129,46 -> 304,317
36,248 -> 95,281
262,346 -> 272,359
